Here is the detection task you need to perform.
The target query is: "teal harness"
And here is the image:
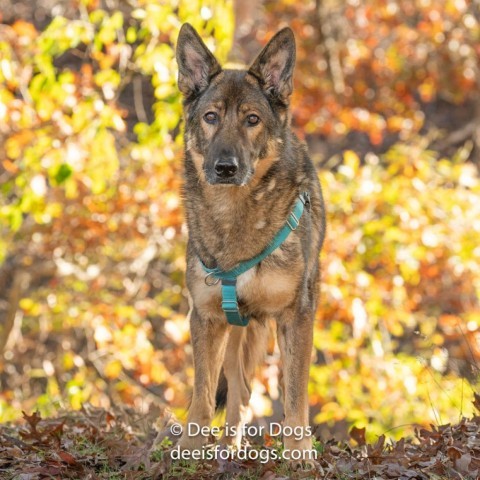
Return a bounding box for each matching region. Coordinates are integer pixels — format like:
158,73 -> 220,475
199,192 -> 310,327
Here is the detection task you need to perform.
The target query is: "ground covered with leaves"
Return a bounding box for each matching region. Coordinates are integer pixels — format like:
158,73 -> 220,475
2,400 -> 480,480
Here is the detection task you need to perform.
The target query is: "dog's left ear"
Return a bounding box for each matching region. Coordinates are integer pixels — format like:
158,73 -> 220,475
176,23 -> 222,98
248,28 -> 296,104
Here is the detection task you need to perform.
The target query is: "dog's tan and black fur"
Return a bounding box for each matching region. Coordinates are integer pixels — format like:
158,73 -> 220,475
176,23 -> 326,460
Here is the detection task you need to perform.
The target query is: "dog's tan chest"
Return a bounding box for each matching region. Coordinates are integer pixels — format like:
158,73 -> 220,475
190,241 -> 303,319
238,265 -> 302,313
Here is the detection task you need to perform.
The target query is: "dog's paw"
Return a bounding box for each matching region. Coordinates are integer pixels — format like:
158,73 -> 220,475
283,437 -> 322,473
289,458 -> 321,472
177,433 -> 208,451
220,432 -> 242,450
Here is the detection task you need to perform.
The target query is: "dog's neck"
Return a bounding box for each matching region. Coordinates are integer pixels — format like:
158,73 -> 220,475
185,159 -> 303,272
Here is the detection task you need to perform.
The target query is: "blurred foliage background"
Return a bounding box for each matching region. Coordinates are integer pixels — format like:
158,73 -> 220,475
0,0 -> 479,442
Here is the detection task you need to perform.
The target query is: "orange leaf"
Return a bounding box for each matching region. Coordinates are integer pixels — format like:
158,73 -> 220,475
350,426 -> 366,446
58,450 -> 77,465
12,20 -> 37,39
2,159 -> 19,174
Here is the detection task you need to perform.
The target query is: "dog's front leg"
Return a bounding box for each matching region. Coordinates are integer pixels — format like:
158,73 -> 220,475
178,307 -> 230,451
276,305 -> 315,465
222,326 -> 250,449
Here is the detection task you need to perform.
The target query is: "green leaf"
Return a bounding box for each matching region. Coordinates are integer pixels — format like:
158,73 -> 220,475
54,163 -> 73,184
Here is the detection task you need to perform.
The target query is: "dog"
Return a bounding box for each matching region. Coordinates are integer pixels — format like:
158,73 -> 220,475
175,23 -> 326,464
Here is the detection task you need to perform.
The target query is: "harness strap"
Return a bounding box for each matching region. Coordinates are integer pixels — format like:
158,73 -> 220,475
221,279 -> 249,327
200,191 -> 310,327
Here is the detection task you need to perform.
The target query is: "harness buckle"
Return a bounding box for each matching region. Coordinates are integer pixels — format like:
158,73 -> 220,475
286,212 -> 300,231
204,271 -> 220,286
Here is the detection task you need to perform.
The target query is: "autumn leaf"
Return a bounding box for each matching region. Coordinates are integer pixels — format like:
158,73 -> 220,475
350,426 -> 366,446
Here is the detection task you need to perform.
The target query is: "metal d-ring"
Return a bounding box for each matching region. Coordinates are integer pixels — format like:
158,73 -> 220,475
204,271 -> 220,286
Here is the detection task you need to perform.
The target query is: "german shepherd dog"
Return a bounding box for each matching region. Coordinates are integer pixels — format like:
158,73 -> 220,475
175,23 -> 325,464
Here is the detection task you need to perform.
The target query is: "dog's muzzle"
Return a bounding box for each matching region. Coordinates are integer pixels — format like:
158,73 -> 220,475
207,155 -> 248,185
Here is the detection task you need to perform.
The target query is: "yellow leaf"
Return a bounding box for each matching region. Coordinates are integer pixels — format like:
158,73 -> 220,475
104,360 -> 122,379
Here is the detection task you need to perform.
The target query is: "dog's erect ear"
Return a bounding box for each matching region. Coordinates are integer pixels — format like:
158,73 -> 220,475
248,28 -> 296,104
176,23 -> 221,98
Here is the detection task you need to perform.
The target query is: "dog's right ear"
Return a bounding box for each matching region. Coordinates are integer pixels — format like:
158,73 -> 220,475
176,23 -> 221,98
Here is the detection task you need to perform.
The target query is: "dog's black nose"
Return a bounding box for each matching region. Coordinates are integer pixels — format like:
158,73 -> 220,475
215,157 -> 238,178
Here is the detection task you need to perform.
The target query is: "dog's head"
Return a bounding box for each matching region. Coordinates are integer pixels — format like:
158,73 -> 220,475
176,23 -> 296,186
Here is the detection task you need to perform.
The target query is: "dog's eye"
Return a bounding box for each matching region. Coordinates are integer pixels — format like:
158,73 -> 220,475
247,114 -> 260,126
203,112 -> 218,124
